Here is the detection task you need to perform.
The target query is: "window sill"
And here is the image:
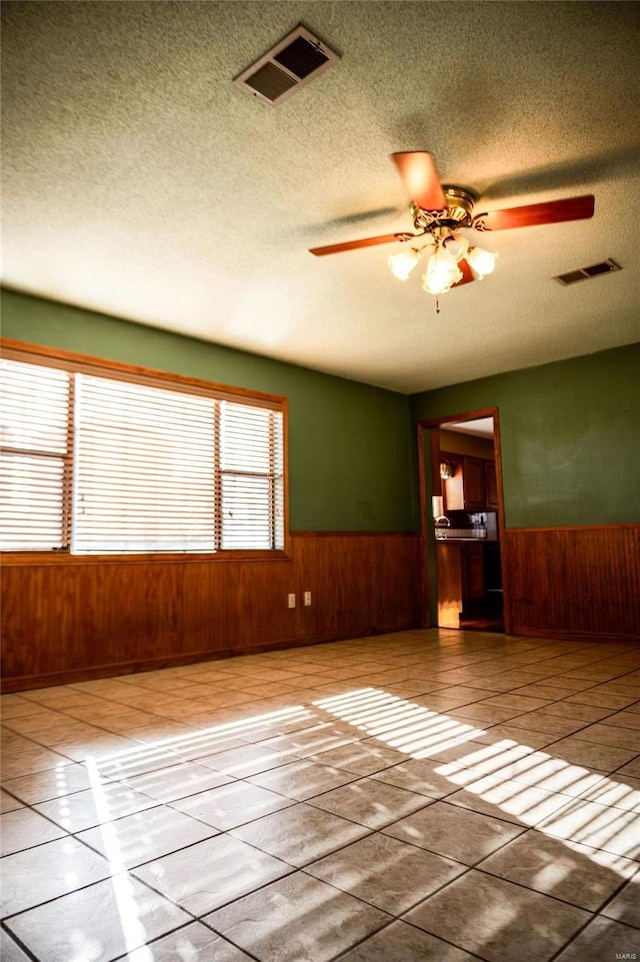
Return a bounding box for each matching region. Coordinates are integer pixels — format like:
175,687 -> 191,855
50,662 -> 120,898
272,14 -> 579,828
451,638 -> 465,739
0,548 -> 292,566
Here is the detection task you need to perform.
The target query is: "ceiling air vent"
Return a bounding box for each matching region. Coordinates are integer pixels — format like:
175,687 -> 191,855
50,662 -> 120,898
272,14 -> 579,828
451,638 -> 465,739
554,259 -> 621,286
234,25 -> 340,107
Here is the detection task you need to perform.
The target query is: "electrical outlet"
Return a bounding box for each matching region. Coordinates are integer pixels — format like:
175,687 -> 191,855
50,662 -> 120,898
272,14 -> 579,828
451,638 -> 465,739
287,593 -> 296,609
304,591 -> 312,606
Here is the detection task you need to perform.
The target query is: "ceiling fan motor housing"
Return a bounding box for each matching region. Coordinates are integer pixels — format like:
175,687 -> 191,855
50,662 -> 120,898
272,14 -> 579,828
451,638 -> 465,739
411,186 -> 476,233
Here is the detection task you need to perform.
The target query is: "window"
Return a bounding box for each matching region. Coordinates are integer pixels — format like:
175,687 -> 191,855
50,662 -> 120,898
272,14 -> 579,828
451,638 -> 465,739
0,359 -> 71,550
0,343 -> 287,556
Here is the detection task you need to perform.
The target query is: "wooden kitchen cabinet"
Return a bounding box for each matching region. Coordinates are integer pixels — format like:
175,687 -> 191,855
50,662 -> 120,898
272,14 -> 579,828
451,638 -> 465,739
436,540 -> 487,628
442,454 -> 486,511
462,542 -> 485,600
436,542 -> 463,628
484,459 -> 498,509
442,451 -> 498,512
461,457 -> 485,510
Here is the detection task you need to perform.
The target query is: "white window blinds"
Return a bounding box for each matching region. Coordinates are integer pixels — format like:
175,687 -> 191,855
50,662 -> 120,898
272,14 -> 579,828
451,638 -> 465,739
0,360 -> 71,550
1,350 -> 286,555
219,402 -> 284,549
72,375 -> 217,553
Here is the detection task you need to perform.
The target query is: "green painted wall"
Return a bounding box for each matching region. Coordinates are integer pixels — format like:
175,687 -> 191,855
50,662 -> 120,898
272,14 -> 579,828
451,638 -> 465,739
1,289 -> 418,532
5,289 -> 636,532
411,343 -> 640,527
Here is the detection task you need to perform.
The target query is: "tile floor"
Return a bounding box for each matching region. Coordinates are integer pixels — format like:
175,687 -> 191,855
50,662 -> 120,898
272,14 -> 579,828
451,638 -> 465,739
1,628 -> 639,962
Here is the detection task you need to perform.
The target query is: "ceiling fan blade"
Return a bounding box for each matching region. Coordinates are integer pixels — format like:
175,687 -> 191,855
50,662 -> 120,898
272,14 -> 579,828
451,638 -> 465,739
391,151 -> 447,211
471,194 -> 595,231
452,258 -> 475,288
309,232 -> 412,256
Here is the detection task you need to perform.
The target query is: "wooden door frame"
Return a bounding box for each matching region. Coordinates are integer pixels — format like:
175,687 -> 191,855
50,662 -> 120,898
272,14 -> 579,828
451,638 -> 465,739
416,406 -> 512,634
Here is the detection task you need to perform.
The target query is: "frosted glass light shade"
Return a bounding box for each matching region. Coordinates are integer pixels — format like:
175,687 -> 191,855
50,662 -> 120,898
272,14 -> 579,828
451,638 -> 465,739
388,248 -> 421,280
443,232 -> 469,261
422,248 -> 463,294
467,246 -> 498,277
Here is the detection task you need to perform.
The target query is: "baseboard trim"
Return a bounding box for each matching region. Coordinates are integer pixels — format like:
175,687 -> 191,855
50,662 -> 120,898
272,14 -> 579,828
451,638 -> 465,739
1,622 -> 419,693
512,625 -> 640,644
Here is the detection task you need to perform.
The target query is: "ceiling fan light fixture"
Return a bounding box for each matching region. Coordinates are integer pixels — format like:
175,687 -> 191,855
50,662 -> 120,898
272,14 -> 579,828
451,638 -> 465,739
442,232 -> 469,262
388,247 -> 421,281
422,246 -> 463,295
467,245 -> 498,278
309,152 -> 596,307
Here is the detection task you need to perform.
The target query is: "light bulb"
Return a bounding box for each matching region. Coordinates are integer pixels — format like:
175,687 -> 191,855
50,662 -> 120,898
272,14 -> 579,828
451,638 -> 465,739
422,247 -> 463,295
467,246 -> 498,277
443,232 -> 469,262
388,247 -> 421,281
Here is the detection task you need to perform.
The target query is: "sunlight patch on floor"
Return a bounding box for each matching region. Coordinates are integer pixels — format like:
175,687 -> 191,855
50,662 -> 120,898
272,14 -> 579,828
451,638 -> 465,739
314,687 -> 640,865
83,756 -> 149,961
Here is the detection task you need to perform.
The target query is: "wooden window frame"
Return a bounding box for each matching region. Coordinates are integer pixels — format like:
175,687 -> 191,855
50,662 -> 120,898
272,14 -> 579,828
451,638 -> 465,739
1,338 -> 290,565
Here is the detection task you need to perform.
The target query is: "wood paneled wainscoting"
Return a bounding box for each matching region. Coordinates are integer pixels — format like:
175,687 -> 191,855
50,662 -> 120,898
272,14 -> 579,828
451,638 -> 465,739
504,523 -> 640,642
0,532 -> 423,692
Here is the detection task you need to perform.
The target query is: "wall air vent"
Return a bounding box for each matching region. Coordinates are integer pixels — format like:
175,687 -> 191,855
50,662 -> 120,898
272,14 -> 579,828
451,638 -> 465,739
234,25 -> 340,107
554,259 -> 621,286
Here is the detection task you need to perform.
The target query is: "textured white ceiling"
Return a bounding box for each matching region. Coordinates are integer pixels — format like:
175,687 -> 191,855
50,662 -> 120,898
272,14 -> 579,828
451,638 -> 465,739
2,1 -> 639,393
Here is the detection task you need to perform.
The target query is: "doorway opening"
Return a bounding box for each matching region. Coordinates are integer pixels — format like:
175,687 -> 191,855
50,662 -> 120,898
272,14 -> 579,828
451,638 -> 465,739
419,409 -> 509,634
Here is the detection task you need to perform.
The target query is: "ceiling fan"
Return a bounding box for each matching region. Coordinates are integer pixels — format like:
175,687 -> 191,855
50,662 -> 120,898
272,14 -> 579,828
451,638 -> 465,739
309,151 -> 595,307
